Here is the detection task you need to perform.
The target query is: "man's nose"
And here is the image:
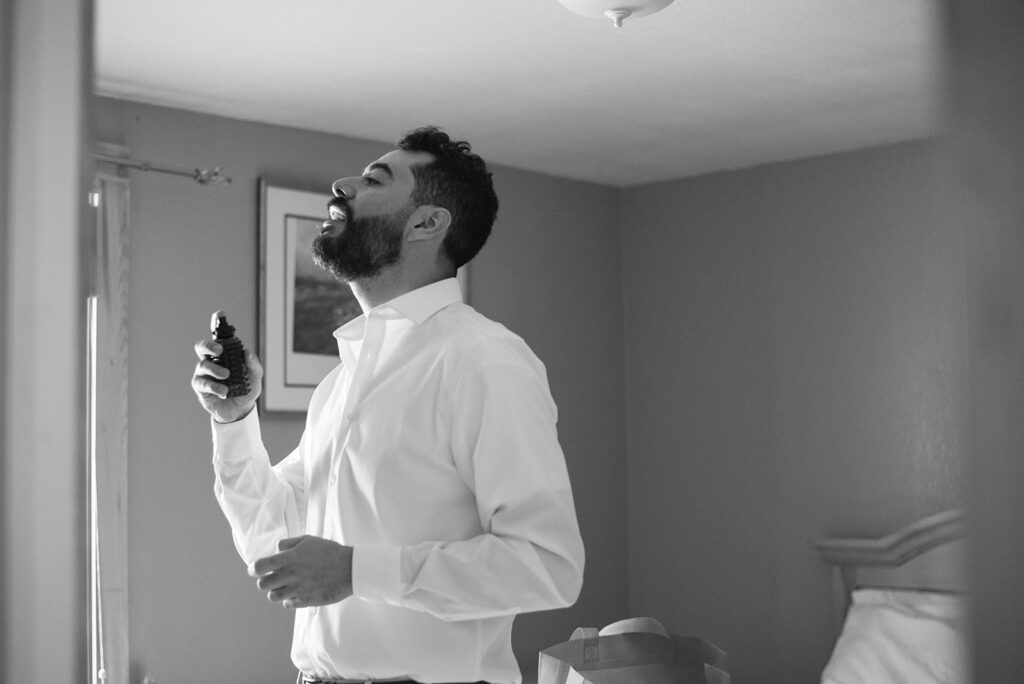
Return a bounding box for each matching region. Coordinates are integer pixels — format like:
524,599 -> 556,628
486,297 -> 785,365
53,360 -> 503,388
331,177 -> 357,198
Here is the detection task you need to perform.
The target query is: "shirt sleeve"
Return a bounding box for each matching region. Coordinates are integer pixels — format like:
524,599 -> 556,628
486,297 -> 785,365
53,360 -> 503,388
211,408 -> 306,566
351,336 -> 585,621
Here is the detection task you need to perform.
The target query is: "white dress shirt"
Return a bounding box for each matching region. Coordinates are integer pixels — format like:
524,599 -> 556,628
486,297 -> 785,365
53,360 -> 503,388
211,278 -> 584,683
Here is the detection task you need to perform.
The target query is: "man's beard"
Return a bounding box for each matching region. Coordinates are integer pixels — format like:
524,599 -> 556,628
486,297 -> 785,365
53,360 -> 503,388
312,206 -> 411,282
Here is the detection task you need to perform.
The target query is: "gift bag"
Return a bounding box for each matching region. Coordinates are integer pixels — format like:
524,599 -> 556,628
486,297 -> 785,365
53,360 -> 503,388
538,617 -> 729,684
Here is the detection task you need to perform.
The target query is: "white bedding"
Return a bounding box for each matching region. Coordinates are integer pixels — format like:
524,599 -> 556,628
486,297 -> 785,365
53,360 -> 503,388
820,588 -> 968,684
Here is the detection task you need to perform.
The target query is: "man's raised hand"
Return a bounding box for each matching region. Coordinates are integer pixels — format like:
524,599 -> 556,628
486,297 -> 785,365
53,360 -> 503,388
191,337 -> 263,423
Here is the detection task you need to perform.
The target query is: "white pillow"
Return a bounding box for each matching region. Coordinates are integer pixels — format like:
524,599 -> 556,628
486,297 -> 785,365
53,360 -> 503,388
820,588 -> 968,684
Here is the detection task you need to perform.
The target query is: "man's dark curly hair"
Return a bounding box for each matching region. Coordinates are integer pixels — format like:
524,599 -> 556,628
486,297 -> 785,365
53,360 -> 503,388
397,126 -> 499,270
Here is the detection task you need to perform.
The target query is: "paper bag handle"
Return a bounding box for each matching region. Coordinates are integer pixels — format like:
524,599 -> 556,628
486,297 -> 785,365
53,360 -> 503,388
598,616 -> 670,638
568,617 -> 669,665
569,627 -> 600,662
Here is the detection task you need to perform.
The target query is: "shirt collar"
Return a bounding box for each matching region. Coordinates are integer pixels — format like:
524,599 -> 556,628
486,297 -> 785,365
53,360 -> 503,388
384,277 -> 464,325
334,277 -> 463,341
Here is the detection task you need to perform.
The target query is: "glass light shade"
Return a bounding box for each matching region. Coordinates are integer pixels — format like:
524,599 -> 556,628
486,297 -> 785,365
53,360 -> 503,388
557,0 -> 675,26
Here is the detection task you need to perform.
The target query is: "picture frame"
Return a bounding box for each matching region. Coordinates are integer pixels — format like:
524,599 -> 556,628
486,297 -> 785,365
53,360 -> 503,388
258,179 -> 469,413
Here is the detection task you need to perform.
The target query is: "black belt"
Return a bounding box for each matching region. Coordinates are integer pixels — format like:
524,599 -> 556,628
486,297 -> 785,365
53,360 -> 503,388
302,677 -> 416,684
302,679 -> 414,684
301,676 -> 489,684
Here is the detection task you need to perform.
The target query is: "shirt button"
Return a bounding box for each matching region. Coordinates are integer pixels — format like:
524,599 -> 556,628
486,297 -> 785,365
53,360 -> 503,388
329,473 -> 337,484
345,412 -> 356,422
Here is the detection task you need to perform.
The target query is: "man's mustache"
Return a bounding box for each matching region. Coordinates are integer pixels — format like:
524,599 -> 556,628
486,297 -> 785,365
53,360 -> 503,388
328,196 -> 350,215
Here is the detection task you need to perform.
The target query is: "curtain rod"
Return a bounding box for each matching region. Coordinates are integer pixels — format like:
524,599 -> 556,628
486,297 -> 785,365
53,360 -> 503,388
92,153 -> 232,186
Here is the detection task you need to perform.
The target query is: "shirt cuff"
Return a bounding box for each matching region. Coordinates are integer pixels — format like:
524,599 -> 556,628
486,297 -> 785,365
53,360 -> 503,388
352,545 -> 403,603
211,408 -> 262,465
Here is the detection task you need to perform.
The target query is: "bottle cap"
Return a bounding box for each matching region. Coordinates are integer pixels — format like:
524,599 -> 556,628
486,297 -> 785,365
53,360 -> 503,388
211,310 -> 235,339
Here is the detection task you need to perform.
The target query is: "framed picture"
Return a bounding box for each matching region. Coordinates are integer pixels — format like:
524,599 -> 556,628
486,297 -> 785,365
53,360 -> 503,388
258,179 -> 469,413
259,180 -> 349,412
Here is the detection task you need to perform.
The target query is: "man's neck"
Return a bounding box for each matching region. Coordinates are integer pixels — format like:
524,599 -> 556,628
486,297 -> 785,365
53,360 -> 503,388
348,268 -> 452,312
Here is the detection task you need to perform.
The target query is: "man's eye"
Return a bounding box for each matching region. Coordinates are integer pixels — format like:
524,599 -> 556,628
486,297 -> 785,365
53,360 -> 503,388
363,176 -> 380,186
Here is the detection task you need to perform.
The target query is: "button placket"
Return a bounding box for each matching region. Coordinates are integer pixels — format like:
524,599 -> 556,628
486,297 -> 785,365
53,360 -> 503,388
328,314 -> 384,478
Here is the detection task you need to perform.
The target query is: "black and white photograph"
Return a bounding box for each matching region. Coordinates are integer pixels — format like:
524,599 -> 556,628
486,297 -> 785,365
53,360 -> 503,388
5,1 -> 1024,683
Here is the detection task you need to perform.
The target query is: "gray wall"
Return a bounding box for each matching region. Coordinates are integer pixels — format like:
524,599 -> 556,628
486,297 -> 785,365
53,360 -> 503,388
94,97 -> 628,684
621,140 -> 964,683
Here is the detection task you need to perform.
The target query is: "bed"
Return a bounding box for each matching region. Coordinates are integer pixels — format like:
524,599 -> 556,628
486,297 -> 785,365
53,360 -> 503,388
814,509 -> 970,684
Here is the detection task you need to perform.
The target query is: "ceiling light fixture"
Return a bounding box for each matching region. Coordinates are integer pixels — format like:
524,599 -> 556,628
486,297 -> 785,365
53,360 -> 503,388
557,0 -> 675,28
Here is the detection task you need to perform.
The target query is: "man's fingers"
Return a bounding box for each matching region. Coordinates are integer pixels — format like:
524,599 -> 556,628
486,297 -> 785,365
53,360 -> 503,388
250,536 -> 304,577
264,581 -> 309,608
250,553 -> 283,577
250,536 -> 351,609
191,375 -> 228,401
193,375 -> 227,397
257,570 -> 289,592
196,339 -> 262,381
195,339 -> 223,360
277,536 -> 305,552
191,356 -> 233,400
267,586 -> 291,603
245,349 -> 265,382
196,357 -> 229,380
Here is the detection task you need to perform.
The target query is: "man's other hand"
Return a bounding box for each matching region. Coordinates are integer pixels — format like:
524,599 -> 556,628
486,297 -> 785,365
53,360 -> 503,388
250,536 -> 354,609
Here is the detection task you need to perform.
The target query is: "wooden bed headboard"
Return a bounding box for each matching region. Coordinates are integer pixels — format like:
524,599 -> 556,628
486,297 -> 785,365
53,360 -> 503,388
813,509 -> 968,633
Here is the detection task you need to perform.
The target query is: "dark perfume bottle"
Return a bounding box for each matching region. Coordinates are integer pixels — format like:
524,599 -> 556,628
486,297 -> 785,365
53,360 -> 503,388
211,310 -> 250,398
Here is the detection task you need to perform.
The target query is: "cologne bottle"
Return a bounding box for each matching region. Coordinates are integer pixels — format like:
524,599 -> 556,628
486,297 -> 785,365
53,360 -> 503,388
211,310 -> 250,398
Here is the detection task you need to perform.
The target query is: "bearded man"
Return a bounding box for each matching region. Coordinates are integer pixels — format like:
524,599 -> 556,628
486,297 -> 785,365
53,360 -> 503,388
191,126 -> 584,684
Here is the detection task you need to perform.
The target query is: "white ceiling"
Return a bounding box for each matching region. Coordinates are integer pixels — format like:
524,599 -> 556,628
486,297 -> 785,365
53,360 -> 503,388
94,0 -> 943,188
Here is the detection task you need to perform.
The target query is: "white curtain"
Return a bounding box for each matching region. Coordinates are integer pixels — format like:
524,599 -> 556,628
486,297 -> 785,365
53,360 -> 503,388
88,172 -> 131,684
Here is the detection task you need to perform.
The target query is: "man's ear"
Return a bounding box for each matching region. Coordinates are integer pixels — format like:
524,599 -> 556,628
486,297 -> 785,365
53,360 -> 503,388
407,206 -> 451,242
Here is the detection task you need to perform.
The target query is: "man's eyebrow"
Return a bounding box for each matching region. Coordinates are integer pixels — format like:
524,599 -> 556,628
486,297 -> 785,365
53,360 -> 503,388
364,162 -> 394,179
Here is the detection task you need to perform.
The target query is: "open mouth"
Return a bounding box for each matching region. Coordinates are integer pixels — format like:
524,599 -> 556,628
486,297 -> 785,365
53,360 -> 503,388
321,204 -> 349,235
